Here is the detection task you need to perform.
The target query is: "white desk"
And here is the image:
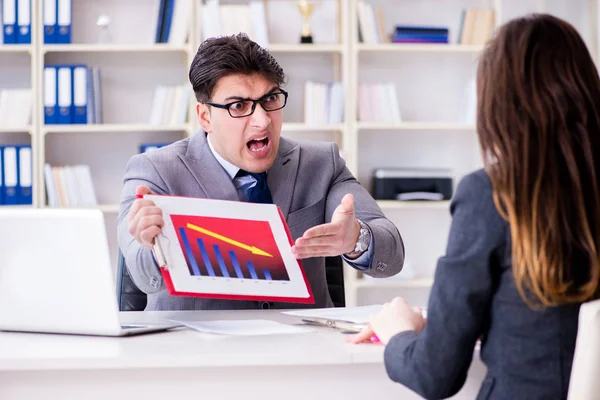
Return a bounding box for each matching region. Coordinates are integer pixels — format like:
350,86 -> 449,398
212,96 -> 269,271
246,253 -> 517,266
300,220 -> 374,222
0,310 -> 486,400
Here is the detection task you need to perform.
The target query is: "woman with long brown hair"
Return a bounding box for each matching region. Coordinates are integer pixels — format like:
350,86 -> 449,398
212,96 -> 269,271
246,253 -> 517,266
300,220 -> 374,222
349,14 -> 600,400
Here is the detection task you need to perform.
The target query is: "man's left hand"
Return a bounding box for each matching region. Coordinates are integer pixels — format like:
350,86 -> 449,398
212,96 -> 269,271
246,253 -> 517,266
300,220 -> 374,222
291,193 -> 361,259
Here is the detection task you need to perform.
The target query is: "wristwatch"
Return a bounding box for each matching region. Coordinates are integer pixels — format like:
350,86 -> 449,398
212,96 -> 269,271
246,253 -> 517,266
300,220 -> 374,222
346,219 -> 371,258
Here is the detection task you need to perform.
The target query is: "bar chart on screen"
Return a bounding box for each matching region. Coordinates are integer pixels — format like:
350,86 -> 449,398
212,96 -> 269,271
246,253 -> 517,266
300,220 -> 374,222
172,215 -> 291,282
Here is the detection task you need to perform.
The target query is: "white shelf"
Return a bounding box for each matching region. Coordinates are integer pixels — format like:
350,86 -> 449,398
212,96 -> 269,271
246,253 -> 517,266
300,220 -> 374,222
43,204 -> 120,213
0,126 -> 32,134
42,124 -> 190,134
356,277 -> 434,289
357,43 -> 484,53
98,204 -> 120,213
267,44 -> 344,53
282,123 -> 345,132
377,200 -> 450,210
42,44 -> 192,53
0,45 -> 32,53
358,122 -> 476,131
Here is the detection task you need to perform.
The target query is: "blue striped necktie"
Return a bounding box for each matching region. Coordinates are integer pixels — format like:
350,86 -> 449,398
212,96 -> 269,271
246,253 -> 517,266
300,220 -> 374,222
237,170 -> 273,204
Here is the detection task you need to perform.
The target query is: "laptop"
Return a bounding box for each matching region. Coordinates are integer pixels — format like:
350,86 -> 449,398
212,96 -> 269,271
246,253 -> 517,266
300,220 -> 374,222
0,208 -> 181,336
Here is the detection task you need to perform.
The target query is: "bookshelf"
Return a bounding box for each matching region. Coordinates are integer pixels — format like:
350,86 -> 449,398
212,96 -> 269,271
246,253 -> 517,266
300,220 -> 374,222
357,122 -> 476,131
357,43 -> 484,53
0,0 -> 597,307
41,44 -> 193,53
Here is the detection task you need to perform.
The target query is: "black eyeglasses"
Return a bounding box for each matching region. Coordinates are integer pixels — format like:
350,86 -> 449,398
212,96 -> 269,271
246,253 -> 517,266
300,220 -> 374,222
204,89 -> 288,118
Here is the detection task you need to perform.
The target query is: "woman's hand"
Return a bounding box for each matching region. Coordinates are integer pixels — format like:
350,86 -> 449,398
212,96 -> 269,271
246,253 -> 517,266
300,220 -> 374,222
346,297 -> 426,345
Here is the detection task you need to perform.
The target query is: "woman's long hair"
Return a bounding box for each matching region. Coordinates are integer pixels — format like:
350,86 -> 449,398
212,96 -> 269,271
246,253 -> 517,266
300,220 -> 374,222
477,14 -> 600,307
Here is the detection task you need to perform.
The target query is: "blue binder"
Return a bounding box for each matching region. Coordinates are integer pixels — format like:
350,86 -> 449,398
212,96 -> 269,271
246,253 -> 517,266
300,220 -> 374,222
71,65 -> 87,124
161,0 -> 175,43
44,66 -> 58,124
154,0 -> 167,43
16,0 -> 30,43
0,146 -> 4,205
2,146 -> 18,205
2,0 -> 17,44
140,142 -> 170,153
56,0 -> 71,44
57,65 -> 72,124
42,0 -> 57,43
16,145 -> 32,205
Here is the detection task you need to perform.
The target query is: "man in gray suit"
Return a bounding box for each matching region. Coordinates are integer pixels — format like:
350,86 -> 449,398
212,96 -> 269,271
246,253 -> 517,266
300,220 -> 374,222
117,33 -> 404,311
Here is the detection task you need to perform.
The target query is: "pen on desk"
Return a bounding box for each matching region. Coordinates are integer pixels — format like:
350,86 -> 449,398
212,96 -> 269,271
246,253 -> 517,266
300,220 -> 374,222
136,193 -> 167,269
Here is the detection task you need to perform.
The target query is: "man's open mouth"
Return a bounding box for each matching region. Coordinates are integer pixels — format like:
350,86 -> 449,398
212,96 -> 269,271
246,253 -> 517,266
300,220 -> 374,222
247,136 -> 269,152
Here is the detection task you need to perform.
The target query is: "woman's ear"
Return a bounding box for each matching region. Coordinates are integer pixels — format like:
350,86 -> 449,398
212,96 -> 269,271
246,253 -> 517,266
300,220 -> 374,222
197,102 -> 212,133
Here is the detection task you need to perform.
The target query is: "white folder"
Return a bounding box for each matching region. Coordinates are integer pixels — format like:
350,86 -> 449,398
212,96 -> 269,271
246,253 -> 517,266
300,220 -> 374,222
16,0 -> 30,41
57,66 -> 72,123
44,66 -> 57,123
3,146 -> 17,203
72,66 -> 87,123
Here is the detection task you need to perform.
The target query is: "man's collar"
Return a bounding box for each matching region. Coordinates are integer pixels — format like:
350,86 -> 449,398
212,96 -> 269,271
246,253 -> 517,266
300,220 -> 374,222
206,134 -> 240,180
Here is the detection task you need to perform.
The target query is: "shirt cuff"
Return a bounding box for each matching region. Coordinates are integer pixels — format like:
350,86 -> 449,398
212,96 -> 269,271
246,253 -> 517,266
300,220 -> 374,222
341,228 -> 374,270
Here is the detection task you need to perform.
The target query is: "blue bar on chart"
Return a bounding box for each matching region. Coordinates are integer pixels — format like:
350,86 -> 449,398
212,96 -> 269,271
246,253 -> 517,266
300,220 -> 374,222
229,250 -> 245,279
264,270 -> 272,280
213,244 -> 230,278
247,261 -> 258,280
179,227 -> 201,276
197,238 -> 216,277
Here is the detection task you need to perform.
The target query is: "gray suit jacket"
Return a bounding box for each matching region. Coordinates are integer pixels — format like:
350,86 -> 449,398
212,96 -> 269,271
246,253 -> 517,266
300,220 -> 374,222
117,133 -> 404,311
384,170 -> 583,400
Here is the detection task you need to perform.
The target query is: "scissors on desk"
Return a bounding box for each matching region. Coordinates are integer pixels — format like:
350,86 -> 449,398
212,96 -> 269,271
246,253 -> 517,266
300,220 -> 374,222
300,317 -> 366,334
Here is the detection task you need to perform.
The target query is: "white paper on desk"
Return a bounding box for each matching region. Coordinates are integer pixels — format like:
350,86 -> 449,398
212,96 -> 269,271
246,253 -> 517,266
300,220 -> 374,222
171,319 -> 313,336
282,305 -> 383,324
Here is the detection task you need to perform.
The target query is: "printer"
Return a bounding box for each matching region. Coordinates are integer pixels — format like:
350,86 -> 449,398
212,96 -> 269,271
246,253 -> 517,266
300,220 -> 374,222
372,168 -> 453,201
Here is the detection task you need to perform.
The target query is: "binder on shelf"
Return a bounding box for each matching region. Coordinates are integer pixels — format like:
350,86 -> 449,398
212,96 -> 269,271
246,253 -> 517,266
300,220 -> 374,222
91,67 -> 102,124
3,146 -> 18,205
153,0 -> 167,43
56,0 -> 71,44
43,0 -> 57,43
2,0 -> 17,44
0,147 -> 4,205
16,0 -> 30,44
140,142 -> 171,153
17,145 -> 31,205
44,66 -> 58,124
57,66 -> 72,124
160,0 -> 175,43
72,65 -> 87,124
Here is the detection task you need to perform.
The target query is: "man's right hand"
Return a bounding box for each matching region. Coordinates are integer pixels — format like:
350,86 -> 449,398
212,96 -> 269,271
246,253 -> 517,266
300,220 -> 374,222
127,185 -> 164,249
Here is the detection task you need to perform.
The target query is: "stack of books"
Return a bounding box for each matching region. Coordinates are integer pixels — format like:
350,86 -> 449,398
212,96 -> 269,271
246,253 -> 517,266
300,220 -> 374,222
303,81 -> 344,125
200,0 -> 269,46
148,85 -> 189,126
458,9 -> 495,45
357,83 -> 401,123
392,26 -> 449,44
43,163 -> 97,207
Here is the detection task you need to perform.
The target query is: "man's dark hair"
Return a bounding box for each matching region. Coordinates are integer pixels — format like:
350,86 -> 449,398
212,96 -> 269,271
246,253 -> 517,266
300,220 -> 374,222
189,33 -> 287,103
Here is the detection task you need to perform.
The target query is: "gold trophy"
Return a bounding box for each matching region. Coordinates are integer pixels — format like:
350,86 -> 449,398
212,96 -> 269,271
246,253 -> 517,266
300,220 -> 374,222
298,1 -> 315,44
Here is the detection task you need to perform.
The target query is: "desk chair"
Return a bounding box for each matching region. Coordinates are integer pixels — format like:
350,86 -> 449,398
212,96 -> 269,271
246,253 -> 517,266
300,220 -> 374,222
116,250 -> 346,311
567,298 -> 600,400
